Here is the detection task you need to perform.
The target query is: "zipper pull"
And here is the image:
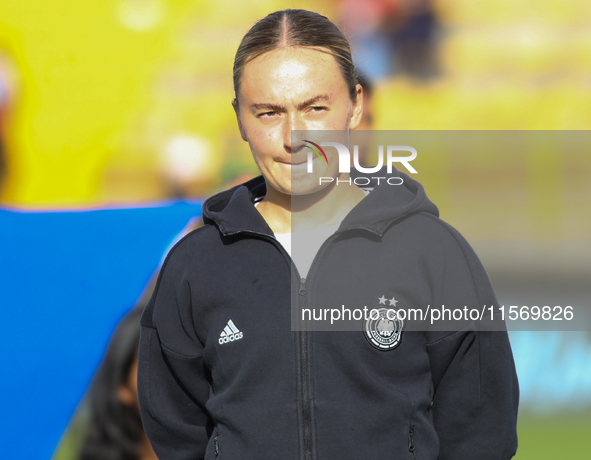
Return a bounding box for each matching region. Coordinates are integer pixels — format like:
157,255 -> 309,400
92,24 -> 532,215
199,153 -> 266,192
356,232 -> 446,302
299,278 -> 307,295
214,435 -> 219,457
408,425 -> 417,459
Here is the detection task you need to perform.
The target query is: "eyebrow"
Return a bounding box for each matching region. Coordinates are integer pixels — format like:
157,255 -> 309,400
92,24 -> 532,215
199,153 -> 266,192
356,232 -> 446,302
250,94 -> 332,112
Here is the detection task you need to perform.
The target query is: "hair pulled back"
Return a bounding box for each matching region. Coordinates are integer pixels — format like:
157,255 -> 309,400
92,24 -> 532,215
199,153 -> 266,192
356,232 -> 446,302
233,9 -> 358,102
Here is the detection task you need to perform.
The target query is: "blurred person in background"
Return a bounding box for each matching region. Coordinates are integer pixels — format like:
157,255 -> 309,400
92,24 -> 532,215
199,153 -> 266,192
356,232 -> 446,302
0,51 -> 17,194
53,307 -> 157,460
338,0 -> 440,81
393,0 -> 440,79
0,79 -> 6,191
354,73 -> 375,131
349,73 -> 399,185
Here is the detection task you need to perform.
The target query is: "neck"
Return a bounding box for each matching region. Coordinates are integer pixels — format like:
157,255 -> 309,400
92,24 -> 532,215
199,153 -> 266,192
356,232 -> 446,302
256,174 -> 365,234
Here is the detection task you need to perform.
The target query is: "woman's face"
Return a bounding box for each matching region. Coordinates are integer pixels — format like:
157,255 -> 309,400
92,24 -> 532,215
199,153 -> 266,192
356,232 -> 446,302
233,47 -> 362,195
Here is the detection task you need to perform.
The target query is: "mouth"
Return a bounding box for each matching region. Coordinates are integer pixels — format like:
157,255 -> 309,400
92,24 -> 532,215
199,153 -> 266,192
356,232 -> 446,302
278,153 -> 319,167
277,158 -> 307,166
277,160 -> 310,176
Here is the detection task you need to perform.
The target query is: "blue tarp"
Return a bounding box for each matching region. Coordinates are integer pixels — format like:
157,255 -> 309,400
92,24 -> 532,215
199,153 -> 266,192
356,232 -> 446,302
0,201 -> 202,460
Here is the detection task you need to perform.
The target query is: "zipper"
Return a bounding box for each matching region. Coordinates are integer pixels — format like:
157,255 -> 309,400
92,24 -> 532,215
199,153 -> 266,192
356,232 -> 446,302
216,194 -> 382,460
229,230 -> 315,460
299,277 -> 313,460
292,230 -> 366,460
408,425 -> 417,460
214,434 -> 219,457
294,232 -> 349,460
228,228 -> 366,460
299,277 -> 307,295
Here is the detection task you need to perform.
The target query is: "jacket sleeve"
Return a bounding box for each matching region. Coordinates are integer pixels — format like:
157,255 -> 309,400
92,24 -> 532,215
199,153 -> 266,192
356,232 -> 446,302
425,224 -> 519,460
137,253 -> 213,460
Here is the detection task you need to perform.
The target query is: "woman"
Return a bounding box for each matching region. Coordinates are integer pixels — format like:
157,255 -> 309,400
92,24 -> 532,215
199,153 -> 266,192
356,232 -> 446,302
57,307 -> 157,460
138,9 -> 519,460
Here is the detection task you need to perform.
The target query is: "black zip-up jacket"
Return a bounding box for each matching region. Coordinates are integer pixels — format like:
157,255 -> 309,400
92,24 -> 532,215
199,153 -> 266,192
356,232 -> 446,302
138,174 -> 519,460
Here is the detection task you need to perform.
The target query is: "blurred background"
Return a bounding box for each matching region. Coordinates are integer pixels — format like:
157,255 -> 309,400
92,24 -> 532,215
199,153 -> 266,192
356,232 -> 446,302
0,0 -> 589,459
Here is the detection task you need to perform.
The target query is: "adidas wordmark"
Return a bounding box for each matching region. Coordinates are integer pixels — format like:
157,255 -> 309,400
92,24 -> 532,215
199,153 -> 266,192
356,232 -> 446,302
219,319 -> 243,345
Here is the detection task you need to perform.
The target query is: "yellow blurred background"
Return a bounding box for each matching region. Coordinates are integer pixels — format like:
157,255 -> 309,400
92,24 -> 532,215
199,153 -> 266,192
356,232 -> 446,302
1,0 -> 589,208
1,2 -> 590,459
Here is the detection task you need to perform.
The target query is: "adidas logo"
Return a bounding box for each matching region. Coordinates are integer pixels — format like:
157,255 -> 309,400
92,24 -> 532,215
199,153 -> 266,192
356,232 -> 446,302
218,319 -> 243,345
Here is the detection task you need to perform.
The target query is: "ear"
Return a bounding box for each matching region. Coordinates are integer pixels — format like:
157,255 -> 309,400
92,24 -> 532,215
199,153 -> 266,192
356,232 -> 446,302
117,383 -> 135,407
232,97 -> 248,142
348,84 -> 364,130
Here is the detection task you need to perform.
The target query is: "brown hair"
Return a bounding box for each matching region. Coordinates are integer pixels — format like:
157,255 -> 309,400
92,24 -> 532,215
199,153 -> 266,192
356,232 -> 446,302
233,9 -> 358,102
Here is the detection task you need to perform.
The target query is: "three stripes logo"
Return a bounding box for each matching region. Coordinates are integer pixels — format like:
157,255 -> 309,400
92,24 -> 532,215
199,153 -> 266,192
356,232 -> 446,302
218,319 -> 243,345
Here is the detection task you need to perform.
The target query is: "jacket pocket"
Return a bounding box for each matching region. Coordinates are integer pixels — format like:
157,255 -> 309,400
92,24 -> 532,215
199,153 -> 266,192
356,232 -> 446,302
408,424 -> 418,460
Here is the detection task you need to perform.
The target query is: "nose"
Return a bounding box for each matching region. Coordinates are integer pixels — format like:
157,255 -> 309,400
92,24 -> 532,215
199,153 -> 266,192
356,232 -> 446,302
283,112 -> 306,154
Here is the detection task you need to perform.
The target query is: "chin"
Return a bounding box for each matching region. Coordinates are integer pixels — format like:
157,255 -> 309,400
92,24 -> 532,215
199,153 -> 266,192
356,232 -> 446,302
265,162 -> 339,196
289,172 -> 333,196
264,173 -> 317,196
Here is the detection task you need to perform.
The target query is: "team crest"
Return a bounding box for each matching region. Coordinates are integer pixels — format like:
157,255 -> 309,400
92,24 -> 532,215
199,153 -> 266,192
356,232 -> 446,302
363,296 -> 404,350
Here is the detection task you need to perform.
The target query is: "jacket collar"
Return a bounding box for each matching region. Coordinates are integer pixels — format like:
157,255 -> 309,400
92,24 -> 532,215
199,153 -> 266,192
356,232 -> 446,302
202,173 -> 439,237
339,172 -> 439,236
202,175 -> 272,236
